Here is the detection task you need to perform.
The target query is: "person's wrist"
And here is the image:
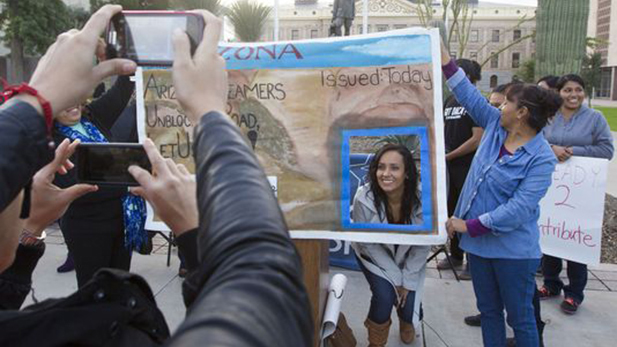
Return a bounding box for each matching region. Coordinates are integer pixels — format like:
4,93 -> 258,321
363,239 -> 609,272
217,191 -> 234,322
169,220 -> 198,237
23,220 -> 47,236
187,104 -> 226,124
11,95 -> 44,116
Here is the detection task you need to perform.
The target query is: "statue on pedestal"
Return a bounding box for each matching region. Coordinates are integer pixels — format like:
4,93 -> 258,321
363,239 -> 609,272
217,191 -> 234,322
331,0 -> 355,37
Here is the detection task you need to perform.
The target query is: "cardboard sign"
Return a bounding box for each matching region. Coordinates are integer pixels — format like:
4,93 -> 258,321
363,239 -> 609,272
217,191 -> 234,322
136,28 -> 448,245
539,157 -> 608,265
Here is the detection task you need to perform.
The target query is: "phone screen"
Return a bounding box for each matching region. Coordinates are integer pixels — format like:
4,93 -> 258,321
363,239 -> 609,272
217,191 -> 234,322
107,12 -> 203,66
125,15 -> 186,63
77,144 -> 152,186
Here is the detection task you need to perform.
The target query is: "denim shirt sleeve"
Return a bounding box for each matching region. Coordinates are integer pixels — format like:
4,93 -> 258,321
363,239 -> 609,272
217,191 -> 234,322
478,154 -> 556,233
446,68 -> 501,130
570,111 -> 614,160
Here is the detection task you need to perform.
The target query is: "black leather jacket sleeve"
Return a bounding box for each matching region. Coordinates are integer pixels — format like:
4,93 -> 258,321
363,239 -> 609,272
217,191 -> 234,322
0,101 -> 54,212
167,112 -> 313,347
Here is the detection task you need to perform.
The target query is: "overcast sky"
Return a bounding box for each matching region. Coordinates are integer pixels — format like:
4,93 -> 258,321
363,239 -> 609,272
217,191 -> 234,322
221,0 -> 538,7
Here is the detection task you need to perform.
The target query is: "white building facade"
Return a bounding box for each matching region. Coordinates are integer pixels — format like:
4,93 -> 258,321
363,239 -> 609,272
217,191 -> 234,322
261,0 -> 536,92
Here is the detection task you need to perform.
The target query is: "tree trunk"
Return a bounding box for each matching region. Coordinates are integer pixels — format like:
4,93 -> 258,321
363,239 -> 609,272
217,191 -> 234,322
9,37 -> 25,83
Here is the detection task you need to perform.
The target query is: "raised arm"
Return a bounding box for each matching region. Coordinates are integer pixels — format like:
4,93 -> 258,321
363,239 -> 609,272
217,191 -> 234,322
440,41 -> 501,129
87,75 -> 135,131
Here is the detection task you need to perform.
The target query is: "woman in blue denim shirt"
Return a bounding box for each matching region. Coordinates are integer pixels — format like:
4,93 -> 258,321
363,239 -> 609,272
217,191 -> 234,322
440,43 -> 563,347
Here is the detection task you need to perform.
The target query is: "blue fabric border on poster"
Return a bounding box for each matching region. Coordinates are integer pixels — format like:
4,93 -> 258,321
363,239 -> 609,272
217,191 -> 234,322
340,126 -> 432,232
218,35 -> 432,70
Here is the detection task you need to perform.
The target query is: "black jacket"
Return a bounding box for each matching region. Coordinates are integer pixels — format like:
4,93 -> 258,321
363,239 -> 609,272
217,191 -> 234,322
0,102 -> 53,213
168,112 -> 313,346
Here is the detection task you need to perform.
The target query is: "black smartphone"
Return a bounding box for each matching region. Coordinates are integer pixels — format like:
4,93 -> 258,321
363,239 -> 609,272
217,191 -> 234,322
76,143 -> 152,186
105,11 -> 204,66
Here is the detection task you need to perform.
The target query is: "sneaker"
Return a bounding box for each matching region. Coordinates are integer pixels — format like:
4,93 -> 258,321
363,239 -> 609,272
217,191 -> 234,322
506,337 -> 516,347
458,265 -> 472,281
436,257 -> 463,270
178,268 -> 188,278
463,313 -> 481,327
538,286 -> 559,300
561,297 -> 579,315
56,254 -> 75,273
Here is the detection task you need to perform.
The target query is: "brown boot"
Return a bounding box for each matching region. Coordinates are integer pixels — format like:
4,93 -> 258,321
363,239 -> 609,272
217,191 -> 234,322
399,320 -> 415,344
364,318 -> 391,347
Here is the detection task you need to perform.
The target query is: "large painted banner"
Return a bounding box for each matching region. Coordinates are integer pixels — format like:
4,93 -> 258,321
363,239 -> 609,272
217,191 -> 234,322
539,157 -> 608,265
136,28 -> 448,245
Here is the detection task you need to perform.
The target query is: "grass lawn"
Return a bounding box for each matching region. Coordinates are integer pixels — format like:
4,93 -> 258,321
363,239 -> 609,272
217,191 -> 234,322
594,106 -> 617,132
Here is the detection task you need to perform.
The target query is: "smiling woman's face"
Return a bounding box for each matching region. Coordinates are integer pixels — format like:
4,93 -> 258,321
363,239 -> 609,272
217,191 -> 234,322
559,81 -> 585,110
376,150 -> 406,198
56,105 -> 82,126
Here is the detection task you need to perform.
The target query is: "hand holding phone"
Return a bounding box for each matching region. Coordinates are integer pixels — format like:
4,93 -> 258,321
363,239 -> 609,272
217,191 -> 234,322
106,10 -> 205,66
77,143 -> 152,186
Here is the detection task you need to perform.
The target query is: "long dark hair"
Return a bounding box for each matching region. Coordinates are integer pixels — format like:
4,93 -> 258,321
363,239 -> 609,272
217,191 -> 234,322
367,144 -> 419,224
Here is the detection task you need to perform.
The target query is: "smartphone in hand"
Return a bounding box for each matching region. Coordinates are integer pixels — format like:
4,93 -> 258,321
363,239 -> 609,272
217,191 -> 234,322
105,11 -> 205,66
76,143 -> 152,186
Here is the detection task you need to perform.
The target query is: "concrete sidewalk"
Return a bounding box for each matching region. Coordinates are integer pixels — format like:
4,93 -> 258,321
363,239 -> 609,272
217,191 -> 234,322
26,225 -> 617,346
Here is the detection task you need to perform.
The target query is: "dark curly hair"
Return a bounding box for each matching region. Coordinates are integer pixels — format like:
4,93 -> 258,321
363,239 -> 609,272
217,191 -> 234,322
505,84 -> 563,133
367,143 -> 419,224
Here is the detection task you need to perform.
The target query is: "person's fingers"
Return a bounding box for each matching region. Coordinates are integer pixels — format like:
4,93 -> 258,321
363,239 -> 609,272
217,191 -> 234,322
96,38 -> 107,61
177,163 -> 190,176
81,4 -> 123,44
61,184 -> 98,203
39,139 -> 71,178
142,139 -> 169,176
92,58 -> 137,81
129,186 -> 145,197
129,165 -> 154,189
193,11 -> 222,58
166,159 -> 181,176
172,29 -> 192,69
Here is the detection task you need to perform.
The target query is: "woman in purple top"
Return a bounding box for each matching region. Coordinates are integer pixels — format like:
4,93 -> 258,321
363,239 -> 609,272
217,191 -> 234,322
540,74 -> 614,314
440,41 -> 562,347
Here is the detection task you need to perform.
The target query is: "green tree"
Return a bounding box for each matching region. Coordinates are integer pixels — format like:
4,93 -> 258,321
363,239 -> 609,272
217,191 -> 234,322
67,6 -> 91,30
227,0 -> 271,42
90,0 -> 170,12
0,0 -> 72,83
581,52 -> 603,106
172,0 -> 222,15
516,59 -> 535,83
535,0 -> 589,79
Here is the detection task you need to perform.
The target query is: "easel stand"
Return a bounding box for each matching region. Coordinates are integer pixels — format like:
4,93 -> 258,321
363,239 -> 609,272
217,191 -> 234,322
426,245 -> 461,282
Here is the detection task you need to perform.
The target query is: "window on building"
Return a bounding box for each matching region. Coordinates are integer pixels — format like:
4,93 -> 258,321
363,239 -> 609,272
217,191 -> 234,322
492,30 -> 500,42
357,25 -> 371,34
291,29 -> 300,40
470,30 -> 479,42
513,29 -> 522,41
511,52 -> 520,68
598,68 -> 612,98
376,25 -> 389,32
394,24 -> 407,30
469,51 -> 478,61
310,29 -> 318,39
490,52 -> 499,68
450,51 -> 457,60
490,75 -> 499,88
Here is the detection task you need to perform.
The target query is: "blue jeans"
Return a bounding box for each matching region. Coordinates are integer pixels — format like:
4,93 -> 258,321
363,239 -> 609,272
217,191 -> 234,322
468,254 -> 540,347
357,257 -> 417,324
542,255 -> 587,304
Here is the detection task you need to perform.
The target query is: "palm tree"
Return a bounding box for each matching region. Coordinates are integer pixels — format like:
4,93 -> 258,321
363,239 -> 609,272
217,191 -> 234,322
227,0 -> 272,42
172,0 -> 223,15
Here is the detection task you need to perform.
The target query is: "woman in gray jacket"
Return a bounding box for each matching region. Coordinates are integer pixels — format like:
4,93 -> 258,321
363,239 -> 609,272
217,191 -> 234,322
351,143 -> 430,347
